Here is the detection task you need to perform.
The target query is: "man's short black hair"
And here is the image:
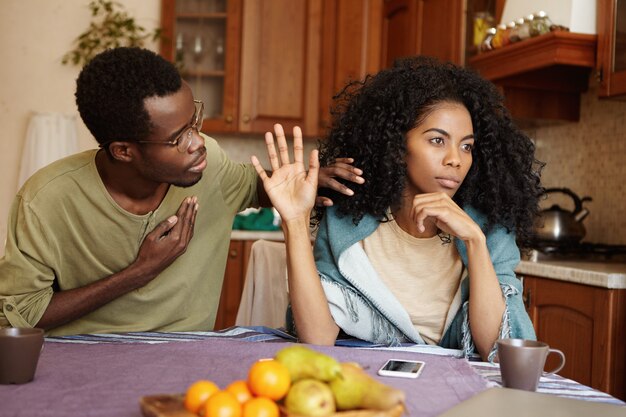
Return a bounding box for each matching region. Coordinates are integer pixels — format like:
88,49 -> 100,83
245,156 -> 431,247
75,47 -> 182,145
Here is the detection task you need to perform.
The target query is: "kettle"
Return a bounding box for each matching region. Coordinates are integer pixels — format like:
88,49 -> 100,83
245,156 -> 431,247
533,188 -> 592,245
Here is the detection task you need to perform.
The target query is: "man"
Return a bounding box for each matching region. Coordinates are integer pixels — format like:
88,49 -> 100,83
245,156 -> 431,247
0,47 -> 361,336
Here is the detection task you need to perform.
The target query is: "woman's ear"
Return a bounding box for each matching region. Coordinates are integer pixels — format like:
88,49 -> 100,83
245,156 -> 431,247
108,142 -> 135,163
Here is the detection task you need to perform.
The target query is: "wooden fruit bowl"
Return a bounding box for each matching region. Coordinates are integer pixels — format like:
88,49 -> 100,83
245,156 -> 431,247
139,394 -> 404,417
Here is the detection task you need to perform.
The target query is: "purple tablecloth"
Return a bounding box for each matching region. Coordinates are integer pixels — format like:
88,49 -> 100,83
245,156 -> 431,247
0,337 -> 488,417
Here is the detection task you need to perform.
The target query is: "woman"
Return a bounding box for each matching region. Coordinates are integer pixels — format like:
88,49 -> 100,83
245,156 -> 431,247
252,57 -> 543,361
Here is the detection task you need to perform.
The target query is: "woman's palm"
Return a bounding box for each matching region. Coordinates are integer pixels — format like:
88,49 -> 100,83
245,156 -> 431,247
251,124 -> 319,222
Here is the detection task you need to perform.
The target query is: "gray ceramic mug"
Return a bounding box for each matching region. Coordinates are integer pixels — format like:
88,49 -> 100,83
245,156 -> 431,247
496,338 -> 565,392
0,327 -> 45,384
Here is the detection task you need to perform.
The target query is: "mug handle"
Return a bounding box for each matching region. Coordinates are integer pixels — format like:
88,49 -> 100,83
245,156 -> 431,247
543,348 -> 566,375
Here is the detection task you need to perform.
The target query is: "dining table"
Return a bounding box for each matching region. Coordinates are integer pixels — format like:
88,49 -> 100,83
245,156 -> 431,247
0,326 -> 623,417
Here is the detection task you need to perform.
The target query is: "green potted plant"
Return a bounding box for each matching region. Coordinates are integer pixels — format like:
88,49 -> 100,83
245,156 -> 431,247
62,0 -> 161,66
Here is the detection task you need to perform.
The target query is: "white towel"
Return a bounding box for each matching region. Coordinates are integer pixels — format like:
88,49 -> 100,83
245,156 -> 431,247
235,240 -> 289,328
18,112 -> 79,190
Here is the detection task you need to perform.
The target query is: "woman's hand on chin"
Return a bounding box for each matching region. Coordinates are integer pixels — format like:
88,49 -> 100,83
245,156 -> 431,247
410,192 -> 484,243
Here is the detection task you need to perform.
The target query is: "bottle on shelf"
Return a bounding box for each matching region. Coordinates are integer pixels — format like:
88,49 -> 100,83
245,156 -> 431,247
480,27 -> 497,52
472,11 -> 495,48
175,32 -> 185,70
491,23 -> 507,49
507,20 -> 519,44
516,16 -> 531,42
530,11 -> 552,37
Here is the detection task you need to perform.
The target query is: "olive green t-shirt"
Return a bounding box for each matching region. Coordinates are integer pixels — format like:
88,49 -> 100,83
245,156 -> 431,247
0,136 -> 258,336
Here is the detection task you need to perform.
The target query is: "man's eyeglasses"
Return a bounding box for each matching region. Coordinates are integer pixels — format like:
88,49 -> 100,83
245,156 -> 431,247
100,100 -> 204,153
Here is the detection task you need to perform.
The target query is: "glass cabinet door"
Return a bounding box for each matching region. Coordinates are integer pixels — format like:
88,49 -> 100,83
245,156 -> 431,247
161,0 -> 242,132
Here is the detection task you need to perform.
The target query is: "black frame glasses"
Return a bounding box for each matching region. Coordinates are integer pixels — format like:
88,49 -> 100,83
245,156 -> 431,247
99,100 -> 204,153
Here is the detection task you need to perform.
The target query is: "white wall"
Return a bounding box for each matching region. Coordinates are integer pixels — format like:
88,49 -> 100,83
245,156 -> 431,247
0,0 -> 161,255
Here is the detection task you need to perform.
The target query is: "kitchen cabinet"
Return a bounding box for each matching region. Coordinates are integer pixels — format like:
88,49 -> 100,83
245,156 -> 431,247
161,0 -> 322,136
466,0 -> 612,123
381,0 -> 465,67
238,0 -> 322,136
160,0 -> 242,132
468,32 -> 597,123
523,275 -> 626,400
319,0 -> 383,131
597,0 -> 626,97
319,0 -> 471,128
214,239 -> 254,330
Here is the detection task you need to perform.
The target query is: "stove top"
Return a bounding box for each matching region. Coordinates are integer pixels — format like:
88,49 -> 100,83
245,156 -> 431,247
527,242 -> 626,263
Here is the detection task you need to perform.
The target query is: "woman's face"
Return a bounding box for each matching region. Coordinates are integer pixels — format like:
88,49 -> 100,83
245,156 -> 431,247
404,101 -> 474,198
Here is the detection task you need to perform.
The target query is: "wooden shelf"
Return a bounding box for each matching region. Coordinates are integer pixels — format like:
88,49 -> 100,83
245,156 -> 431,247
468,32 -> 598,124
469,31 -> 597,80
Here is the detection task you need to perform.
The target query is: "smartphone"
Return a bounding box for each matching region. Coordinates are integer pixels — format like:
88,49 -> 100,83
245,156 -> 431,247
377,359 -> 425,379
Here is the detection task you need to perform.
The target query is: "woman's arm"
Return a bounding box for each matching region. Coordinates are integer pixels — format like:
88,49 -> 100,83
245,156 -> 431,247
281,217 -> 340,344
251,124 -> 339,345
463,233 -> 506,360
410,192 -> 504,360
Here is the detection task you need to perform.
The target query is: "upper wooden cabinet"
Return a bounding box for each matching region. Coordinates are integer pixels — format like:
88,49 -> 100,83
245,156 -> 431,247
160,0 -> 242,133
161,0 -> 322,136
318,0 -> 383,131
239,0 -> 322,136
469,32 -> 597,123
381,0 -> 465,67
318,0 -> 469,129
597,0 -> 626,97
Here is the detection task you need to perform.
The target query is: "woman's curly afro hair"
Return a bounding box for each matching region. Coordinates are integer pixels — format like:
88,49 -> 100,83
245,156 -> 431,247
75,47 -> 182,145
316,56 -> 544,248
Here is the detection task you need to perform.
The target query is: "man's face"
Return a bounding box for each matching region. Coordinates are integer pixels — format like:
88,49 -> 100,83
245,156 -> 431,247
135,83 -> 207,187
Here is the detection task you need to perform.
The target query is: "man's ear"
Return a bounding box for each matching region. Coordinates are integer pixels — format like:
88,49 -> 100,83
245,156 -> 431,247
108,142 -> 136,162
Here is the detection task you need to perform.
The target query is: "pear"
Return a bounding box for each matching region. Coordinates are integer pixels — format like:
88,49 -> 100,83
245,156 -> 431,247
329,362 -> 405,411
275,345 -> 342,382
284,379 -> 336,417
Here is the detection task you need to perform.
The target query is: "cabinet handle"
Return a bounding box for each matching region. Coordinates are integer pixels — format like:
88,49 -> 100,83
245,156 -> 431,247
242,114 -> 251,124
225,115 -> 233,124
229,249 -> 238,258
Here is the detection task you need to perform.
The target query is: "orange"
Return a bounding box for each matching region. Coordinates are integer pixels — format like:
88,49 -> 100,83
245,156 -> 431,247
226,380 -> 253,404
247,359 -> 291,401
242,397 -> 280,417
184,380 -> 220,414
204,390 -> 243,417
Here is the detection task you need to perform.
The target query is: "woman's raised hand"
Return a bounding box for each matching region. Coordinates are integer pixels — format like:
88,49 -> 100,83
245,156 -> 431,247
251,124 -> 319,223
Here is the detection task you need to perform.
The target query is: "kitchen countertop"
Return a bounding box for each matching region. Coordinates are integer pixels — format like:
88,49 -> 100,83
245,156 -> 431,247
516,260 -> 626,289
230,231 -> 626,290
230,230 -> 285,241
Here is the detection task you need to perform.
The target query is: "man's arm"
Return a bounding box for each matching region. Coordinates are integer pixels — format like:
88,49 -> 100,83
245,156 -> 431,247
36,197 -> 198,330
256,158 -> 364,208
